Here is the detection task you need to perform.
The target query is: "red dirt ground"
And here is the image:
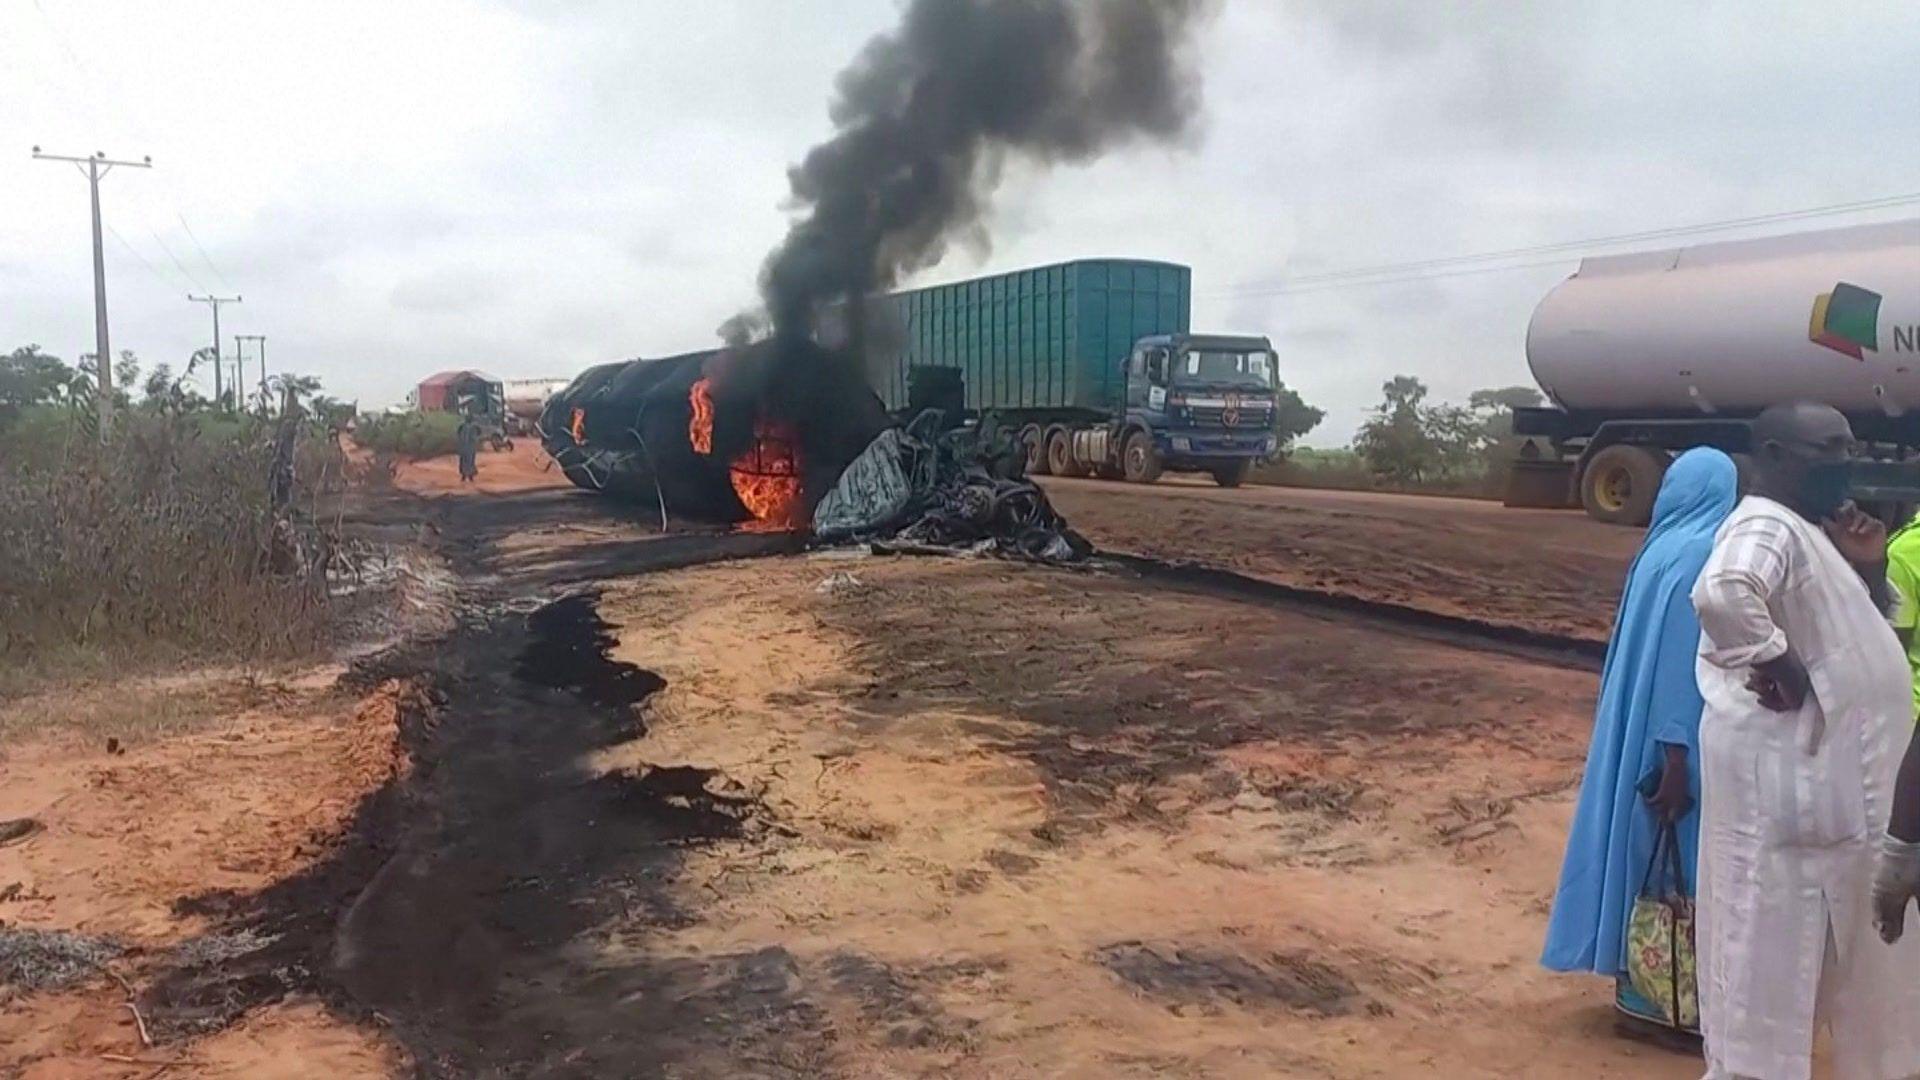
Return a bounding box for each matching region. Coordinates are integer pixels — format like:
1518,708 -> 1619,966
1043,476 -> 1641,642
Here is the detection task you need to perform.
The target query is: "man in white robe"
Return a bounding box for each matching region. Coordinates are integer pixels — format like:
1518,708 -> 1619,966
1691,403 -> 1920,1080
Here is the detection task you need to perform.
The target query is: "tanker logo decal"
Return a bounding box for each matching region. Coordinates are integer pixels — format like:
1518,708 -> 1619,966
1809,282 -> 1881,360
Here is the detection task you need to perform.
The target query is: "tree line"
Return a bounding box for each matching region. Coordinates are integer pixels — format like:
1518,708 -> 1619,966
0,344 -> 349,429
1351,377 -> 1544,485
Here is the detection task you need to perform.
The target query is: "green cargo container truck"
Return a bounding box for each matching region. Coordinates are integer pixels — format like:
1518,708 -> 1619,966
869,258 -> 1282,486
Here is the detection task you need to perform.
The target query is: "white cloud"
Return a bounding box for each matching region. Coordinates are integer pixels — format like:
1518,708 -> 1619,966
5,0 -> 1918,438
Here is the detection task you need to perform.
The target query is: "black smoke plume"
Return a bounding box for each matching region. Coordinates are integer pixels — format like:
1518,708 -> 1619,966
760,0 -> 1212,344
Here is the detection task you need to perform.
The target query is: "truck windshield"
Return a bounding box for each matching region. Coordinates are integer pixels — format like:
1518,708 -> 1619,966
1179,349 -> 1274,389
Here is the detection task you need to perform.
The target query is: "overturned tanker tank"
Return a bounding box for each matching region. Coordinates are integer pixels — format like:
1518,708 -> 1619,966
538,339 -> 888,531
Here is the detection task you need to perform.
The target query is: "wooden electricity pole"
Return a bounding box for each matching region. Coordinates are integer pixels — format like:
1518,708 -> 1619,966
188,294 -> 241,407
32,147 -> 151,438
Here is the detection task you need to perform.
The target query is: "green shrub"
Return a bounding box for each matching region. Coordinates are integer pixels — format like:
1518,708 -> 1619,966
1251,445 -> 1497,498
353,411 -> 462,458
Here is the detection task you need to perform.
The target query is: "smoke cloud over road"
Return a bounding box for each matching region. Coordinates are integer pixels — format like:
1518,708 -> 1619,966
759,0 -> 1213,345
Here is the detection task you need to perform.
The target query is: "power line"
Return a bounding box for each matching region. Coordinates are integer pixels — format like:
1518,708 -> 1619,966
176,214 -> 233,294
29,0 -> 237,296
103,222 -> 193,293
145,225 -> 209,293
1214,192 -> 1920,299
1237,254 -> 1587,297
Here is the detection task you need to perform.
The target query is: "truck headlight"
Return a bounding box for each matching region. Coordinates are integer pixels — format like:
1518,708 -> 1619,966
1172,436 -> 1191,452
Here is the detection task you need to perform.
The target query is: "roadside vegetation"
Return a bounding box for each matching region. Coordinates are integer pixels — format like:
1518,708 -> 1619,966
0,344 -> 346,695
352,410 -> 464,458
1256,379 -> 1543,498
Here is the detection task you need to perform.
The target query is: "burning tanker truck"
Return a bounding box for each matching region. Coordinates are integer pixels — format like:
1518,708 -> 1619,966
537,334 -> 1090,559
537,338 -> 885,530
542,0 -> 1213,558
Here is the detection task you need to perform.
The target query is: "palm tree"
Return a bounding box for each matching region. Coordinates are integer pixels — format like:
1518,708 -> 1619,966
266,373 -> 323,416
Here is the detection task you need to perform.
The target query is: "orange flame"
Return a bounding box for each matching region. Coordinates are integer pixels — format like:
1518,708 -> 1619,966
570,407 -> 586,444
730,416 -> 803,532
685,376 -> 803,532
688,378 -> 714,455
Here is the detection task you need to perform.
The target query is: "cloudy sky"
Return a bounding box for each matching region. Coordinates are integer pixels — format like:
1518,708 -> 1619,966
6,0 -> 1919,444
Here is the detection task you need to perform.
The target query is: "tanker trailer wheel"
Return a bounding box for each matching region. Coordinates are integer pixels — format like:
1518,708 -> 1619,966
1580,445 -> 1668,526
1122,429 -> 1163,483
1021,424 -> 1049,475
1211,460 -> 1250,488
1047,428 -> 1089,478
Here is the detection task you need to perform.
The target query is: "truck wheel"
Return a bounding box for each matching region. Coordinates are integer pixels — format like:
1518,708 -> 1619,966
1122,430 -> 1162,483
1211,460 -> 1250,488
1580,445 -> 1667,526
1047,428 -> 1088,478
1021,425 -> 1049,475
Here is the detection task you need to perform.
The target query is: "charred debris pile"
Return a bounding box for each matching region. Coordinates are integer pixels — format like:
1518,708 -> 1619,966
538,344 -> 1089,562
538,0 -> 1210,563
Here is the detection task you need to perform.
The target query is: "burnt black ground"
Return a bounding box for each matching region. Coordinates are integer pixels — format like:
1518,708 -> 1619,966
145,489 -> 817,1077
130,485 -> 1598,1076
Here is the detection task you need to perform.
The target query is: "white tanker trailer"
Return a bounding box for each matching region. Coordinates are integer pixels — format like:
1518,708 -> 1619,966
503,378 -> 573,435
1510,218 -> 1920,524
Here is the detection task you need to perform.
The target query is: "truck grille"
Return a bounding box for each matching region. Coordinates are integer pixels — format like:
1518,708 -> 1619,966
1189,403 -> 1270,429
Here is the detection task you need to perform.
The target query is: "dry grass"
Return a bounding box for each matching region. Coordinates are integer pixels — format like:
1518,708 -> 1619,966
0,407 -> 336,702
0,669 -> 318,746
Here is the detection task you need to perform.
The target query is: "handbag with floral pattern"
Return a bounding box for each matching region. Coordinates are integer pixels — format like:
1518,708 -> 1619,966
1626,821 -> 1698,1031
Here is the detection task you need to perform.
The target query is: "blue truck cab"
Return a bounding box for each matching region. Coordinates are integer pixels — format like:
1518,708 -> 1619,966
870,258 -> 1284,487
1120,332 -> 1280,485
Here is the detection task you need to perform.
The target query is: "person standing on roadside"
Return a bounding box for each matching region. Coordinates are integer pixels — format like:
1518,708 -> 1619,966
1542,447 -> 1736,1031
1690,402 -> 1920,1080
456,415 -> 480,484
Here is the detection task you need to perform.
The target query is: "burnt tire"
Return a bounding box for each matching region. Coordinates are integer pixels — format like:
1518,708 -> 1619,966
1580,444 -> 1668,526
1047,428 -> 1088,478
1021,425 -> 1049,475
1211,460 -> 1250,488
1122,429 -> 1162,483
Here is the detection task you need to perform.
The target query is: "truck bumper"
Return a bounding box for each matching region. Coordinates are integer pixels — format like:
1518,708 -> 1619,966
1156,430 -> 1275,462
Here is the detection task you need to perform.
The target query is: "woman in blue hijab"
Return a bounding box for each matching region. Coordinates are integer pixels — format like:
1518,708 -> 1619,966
1541,447 -> 1738,1028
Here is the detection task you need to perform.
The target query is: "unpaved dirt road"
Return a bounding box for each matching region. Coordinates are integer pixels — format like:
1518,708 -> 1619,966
390,444 -> 1642,643
3,464 -> 1692,1077
1043,476 -> 1641,643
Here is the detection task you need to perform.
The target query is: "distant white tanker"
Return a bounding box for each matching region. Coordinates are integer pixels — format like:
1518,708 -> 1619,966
1527,219 -> 1920,415
503,378 -> 574,431
1511,219 -> 1920,524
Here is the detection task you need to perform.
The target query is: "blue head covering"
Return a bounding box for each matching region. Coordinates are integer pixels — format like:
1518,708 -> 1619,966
1543,447 -> 1737,977
1633,447 -> 1740,581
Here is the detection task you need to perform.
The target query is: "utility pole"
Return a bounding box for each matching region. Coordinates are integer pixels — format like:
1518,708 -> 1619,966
238,334 -> 267,412
188,293 -> 241,407
233,336 -> 248,410
32,147 -> 151,439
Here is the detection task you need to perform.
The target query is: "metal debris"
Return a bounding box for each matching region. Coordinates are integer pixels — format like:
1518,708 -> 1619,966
813,411 -> 1091,563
